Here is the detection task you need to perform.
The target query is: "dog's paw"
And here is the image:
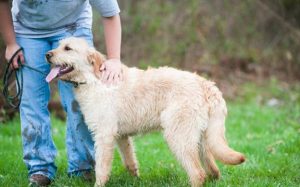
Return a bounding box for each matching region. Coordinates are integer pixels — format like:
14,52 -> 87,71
207,171 -> 221,180
126,165 -> 139,177
95,175 -> 109,187
94,182 -> 105,187
130,168 -> 140,177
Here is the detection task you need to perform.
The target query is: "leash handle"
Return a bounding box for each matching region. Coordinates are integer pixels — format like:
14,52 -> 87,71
2,47 -> 24,109
9,47 -> 23,65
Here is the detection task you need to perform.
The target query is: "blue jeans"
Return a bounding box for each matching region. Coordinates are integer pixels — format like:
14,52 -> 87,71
16,27 -> 95,180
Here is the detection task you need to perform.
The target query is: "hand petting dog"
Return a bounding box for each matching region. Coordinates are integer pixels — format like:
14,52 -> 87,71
100,58 -> 123,85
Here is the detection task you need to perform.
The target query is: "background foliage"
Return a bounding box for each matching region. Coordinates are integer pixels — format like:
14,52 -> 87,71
1,0 -> 300,121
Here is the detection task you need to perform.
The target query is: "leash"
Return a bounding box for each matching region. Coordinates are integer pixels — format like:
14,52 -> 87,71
2,47 -> 47,109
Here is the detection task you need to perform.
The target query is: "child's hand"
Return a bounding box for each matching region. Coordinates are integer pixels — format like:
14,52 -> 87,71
6,43 -> 25,69
100,58 -> 123,85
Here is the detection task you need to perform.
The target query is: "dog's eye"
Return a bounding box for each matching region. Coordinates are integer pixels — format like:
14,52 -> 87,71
64,46 -> 72,51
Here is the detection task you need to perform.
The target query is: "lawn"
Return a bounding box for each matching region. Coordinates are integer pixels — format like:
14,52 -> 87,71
0,83 -> 299,187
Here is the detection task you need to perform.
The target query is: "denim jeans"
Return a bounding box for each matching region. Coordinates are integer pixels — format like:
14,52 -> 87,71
16,27 -> 95,180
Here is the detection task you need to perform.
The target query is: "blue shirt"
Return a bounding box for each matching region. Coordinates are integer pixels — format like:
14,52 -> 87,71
12,0 -> 120,38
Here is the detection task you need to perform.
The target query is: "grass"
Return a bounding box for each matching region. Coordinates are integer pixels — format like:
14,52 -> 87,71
0,83 -> 299,187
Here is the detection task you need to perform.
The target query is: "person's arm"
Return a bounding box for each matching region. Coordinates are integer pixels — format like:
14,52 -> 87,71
100,14 -> 122,85
89,0 -> 122,85
103,15 -> 121,60
0,0 -> 24,69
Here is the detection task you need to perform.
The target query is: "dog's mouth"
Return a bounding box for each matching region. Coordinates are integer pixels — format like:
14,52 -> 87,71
46,65 -> 74,82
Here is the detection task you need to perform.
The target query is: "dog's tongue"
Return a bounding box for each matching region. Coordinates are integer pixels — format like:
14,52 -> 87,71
46,66 -> 60,82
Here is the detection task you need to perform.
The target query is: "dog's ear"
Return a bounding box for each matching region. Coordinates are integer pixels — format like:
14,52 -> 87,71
87,48 -> 105,78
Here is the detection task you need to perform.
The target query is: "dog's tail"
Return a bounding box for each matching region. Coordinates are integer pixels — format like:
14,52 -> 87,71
205,83 -> 245,165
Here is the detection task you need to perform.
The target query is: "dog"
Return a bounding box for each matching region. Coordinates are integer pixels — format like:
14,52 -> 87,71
45,37 -> 245,187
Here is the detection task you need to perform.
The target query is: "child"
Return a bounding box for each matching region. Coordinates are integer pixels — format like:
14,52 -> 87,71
0,0 -> 122,186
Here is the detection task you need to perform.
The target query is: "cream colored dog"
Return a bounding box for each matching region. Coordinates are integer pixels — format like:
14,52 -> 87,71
46,37 -> 245,187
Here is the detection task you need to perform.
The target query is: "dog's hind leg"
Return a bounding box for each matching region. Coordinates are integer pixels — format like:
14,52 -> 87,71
117,136 -> 139,176
162,122 -> 207,187
199,140 -> 220,179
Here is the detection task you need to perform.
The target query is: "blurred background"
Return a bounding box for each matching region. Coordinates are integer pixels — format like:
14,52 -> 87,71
0,0 -> 299,121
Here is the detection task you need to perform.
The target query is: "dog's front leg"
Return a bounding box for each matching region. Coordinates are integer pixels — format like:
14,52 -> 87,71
94,133 -> 116,187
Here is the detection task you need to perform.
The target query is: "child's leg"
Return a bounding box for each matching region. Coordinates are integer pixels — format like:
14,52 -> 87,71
16,36 -> 57,180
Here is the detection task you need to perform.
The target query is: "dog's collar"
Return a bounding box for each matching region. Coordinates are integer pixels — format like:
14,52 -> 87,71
63,80 -> 87,88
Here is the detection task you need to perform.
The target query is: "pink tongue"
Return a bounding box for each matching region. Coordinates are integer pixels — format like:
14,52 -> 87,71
46,66 -> 60,82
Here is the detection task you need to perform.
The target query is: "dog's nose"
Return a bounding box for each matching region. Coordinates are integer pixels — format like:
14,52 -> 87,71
46,52 -> 53,61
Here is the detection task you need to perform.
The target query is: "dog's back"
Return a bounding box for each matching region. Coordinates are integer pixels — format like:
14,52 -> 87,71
115,67 -> 210,134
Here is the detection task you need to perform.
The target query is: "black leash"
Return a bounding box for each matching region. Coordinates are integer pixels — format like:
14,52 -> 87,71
2,47 -> 47,109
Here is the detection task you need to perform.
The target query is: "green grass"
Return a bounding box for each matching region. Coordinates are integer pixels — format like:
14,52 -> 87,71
0,84 -> 299,187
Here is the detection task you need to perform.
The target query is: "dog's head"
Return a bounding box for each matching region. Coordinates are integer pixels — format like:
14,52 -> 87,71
45,37 -> 105,83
